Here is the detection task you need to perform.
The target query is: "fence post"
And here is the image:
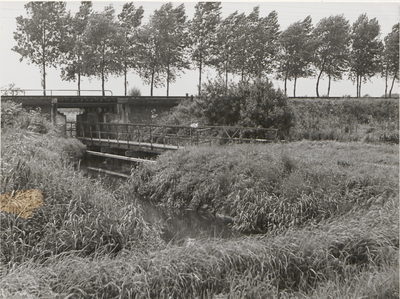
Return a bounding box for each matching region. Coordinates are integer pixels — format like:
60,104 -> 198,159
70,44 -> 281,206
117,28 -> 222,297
150,125 -> 153,147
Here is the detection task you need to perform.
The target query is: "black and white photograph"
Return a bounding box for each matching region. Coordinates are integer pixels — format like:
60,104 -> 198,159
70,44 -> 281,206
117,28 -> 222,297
0,1 -> 399,298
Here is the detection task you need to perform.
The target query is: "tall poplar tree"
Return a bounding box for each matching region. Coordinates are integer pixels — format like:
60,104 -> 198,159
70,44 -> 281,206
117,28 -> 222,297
215,11 -> 245,89
12,1 -> 68,95
313,15 -> 350,97
60,1 -> 93,95
349,14 -> 383,97
234,8 -> 280,81
83,5 -> 124,96
118,2 -> 144,96
189,2 -> 221,95
152,3 -> 190,96
136,24 -> 165,96
277,16 -> 315,97
382,23 -> 399,98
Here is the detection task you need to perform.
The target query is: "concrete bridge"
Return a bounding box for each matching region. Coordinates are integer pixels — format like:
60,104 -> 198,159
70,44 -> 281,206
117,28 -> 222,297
1,95 -> 191,129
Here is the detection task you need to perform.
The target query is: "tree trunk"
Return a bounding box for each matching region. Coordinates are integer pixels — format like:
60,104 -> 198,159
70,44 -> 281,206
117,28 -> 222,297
150,68 -> 154,97
356,75 -> 359,97
293,76 -> 297,97
78,72 -> 81,96
327,74 -> 331,97
284,69 -> 289,97
316,69 -> 323,97
225,62 -> 228,90
101,70 -> 105,96
167,63 -> 170,97
198,54 -> 202,96
389,75 -> 396,97
358,76 -> 362,98
124,62 -> 127,96
42,60 -> 46,96
101,50 -> 105,96
384,66 -> 388,98
42,25 -> 46,96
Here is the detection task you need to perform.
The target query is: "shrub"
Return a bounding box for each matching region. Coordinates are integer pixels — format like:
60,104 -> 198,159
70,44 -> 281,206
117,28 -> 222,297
156,79 -> 294,138
199,78 -> 294,131
128,86 -> 141,96
200,78 -> 243,126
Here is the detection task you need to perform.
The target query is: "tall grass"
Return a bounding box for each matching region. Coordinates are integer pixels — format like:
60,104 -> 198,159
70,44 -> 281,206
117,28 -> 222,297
288,98 -> 399,143
125,141 -> 398,234
1,101 -> 164,267
157,97 -> 399,143
1,196 -> 397,298
1,100 -> 398,298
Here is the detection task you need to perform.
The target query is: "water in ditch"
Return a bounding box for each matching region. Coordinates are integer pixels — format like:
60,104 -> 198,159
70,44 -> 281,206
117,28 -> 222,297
80,153 -> 238,244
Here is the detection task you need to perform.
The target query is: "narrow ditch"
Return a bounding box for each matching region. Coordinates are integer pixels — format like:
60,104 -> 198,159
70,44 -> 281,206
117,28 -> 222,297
80,149 -> 238,244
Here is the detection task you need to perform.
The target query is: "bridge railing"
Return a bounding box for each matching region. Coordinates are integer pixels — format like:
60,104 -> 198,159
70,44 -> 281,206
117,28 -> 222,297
1,89 -> 113,96
75,121 -> 278,148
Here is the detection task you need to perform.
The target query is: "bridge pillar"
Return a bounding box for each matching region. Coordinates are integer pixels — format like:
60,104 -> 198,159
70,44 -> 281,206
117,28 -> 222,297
51,98 -> 58,125
117,98 -> 130,123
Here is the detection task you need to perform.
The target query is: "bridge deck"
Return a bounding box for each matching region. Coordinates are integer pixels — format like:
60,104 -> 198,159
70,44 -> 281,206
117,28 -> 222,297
78,137 -> 183,150
1,95 -> 188,108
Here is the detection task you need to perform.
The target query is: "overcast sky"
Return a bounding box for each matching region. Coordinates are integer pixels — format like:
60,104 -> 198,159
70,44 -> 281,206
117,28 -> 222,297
1,1 -> 399,97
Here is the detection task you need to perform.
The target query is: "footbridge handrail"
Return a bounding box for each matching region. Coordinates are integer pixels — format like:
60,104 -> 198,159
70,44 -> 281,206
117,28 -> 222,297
74,121 -> 279,149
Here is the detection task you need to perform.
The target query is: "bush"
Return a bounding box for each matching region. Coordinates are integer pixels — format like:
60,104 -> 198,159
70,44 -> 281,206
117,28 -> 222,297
199,78 -> 294,131
156,79 -> 294,138
128,86 -> 141,96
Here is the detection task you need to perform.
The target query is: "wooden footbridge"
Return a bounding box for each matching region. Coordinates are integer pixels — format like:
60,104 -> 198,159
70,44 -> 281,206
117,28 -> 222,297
74,121 -> 278,177
76,121 -> 278,152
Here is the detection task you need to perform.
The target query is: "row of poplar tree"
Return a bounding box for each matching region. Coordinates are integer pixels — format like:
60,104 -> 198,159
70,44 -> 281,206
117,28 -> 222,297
12,1 -> 399,97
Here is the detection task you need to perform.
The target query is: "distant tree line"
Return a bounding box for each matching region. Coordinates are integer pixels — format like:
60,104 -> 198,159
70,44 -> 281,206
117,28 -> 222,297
12,1 -> 399,97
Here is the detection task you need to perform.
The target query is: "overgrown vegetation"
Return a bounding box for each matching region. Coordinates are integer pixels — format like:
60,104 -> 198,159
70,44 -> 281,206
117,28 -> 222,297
289,97 -> 399,143
1,101 -> 164,266
127,142 -> 398,234
158,78 -> 294,137
157,85 -> 399,143
1,101 -> 398,298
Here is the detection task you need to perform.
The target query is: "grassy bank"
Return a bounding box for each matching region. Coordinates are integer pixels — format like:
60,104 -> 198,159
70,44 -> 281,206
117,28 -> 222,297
1,101 -> 164,266
288,97 -> 399,143
2,193 -> 398,298
157,97 -> 399,143
127,141 -> 398,234
1,101 -> 398,298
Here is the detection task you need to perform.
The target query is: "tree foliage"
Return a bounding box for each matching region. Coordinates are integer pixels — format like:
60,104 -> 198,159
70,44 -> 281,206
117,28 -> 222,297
214,11 -> 246,89
232,8 -> 281,82
189,2 -> 221,95
199,79 -> 293,132
60,1 -> 93,94
382,23 -> 399,97
152,3 -> 190,96
117,2 -> 144,95
12,1 -> 68,95
277,16 -> 315,97
136,23 -> 166,96
349,14 -> 384,97
313,14 -> 351,97
11,2 -> 397,97
82,5 -> 124,96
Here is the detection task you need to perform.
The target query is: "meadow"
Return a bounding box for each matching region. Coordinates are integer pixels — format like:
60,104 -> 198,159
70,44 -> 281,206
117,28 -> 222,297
0,100 -> 398,298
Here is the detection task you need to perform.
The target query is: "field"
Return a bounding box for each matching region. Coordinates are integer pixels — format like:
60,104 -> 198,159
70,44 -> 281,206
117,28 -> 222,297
0,100 -> 398,298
